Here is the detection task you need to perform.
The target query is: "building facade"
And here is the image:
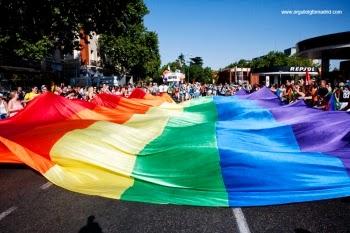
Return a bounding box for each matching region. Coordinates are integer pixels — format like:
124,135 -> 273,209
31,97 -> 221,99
250,66 -> 319,86
218,67 -> 251,84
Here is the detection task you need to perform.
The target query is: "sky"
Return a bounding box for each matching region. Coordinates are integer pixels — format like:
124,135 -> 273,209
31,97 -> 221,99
144,0 -> 350,70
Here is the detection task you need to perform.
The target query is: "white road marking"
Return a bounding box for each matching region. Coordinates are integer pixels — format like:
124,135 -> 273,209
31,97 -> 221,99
0,206 -> 17,221
40,182 -> 53,190
232,208 -> 251,233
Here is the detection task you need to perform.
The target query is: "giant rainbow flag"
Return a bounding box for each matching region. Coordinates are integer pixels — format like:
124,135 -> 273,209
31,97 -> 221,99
0,87 -> 350,207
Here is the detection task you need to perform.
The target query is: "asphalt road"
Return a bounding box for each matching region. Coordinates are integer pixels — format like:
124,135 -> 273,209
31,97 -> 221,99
1,166 -> 350,233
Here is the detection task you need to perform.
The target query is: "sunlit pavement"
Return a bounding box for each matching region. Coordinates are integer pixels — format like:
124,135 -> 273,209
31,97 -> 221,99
1,166 -> 350,233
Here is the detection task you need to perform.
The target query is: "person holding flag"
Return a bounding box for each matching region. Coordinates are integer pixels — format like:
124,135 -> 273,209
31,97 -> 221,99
305,69 -> 311,84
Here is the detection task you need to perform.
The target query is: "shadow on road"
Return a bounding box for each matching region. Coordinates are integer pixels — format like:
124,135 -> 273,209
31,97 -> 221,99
340,196 -> 350,203
294,228 -> 312,233
79,215 -> 103,233
0,164 -> 27,169
0,163 -> 42,175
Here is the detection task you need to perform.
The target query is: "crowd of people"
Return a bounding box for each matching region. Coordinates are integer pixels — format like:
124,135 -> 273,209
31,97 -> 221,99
0,79 -> 349,119
270,79 -> 350,111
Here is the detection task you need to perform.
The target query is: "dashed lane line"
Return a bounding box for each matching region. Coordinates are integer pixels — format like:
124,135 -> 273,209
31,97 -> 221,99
40,182 -> 53,190
0,207 -> 17,221
232,208 -> 251,233
0,180 -> 52,223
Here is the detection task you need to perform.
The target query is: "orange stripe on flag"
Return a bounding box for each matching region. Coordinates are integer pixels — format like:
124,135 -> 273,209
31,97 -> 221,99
0,136 -> 54,173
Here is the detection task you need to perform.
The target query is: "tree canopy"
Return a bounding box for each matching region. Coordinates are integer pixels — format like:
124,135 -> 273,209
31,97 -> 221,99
162,54 -> 213,83
225,51 -> 314,69
0,0 -> 161,80
226,59 -> 252,68
190,57 -> 204,66
0,0 -> 148,61
99,26 -> 161,80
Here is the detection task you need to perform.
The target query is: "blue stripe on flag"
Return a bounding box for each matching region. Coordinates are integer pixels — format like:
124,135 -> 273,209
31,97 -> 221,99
214,96 -> 350,206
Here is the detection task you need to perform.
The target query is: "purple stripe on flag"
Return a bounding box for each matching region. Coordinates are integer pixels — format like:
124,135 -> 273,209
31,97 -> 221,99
237,87 -> 350,173
235,88 -> 248,96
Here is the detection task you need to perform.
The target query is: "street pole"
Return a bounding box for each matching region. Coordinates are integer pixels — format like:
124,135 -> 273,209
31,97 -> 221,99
187,66 -> 189,83
235,66 -> 238,84
184,54 -> 192,84
279,71 -> 281,85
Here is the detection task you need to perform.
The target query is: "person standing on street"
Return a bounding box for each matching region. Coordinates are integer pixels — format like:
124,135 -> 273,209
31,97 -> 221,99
24,86 -> 39,103
0,93 -> 9,119
8,91 -> 24,117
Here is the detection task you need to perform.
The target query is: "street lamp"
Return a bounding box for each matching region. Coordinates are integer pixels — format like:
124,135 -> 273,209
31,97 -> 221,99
186,60 -> 191,83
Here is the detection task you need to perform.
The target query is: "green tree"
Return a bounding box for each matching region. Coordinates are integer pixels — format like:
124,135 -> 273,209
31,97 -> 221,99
253,51 -> 288,68
190,57 -> 204,66
99,26 -> 160,80
189,64 -> 203,82
160,55 -> 213,83
287,55 -> 313,67
14,36 -> 54,61
0,0 -> 148,61
249,51 -> 313,69
131,31 -> 161,80
188,57 -> 212,83
161,61 -> 183,73
202,67 -> 213,83
177,53 -> 185,69
188,65 -> 213,83
226,59 -> 252,68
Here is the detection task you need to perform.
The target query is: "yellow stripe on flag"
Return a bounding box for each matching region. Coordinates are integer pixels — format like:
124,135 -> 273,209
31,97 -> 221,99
44,103 -> 183,198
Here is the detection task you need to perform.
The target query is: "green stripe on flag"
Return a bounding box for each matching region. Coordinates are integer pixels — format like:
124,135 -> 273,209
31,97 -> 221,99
121,97 -> 228,206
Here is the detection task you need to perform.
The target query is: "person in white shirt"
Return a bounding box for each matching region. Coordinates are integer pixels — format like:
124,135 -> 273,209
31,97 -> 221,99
151,83 -> 159,95
0,93 -> 9,119
159,84 -> 164,93
163,84 -> 168,93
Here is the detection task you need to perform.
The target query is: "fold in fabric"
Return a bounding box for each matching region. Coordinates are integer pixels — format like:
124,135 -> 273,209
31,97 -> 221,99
1,88 -> 350,207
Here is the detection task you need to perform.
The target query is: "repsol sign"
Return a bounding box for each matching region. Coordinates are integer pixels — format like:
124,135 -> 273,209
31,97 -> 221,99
290,67 -> 316,72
